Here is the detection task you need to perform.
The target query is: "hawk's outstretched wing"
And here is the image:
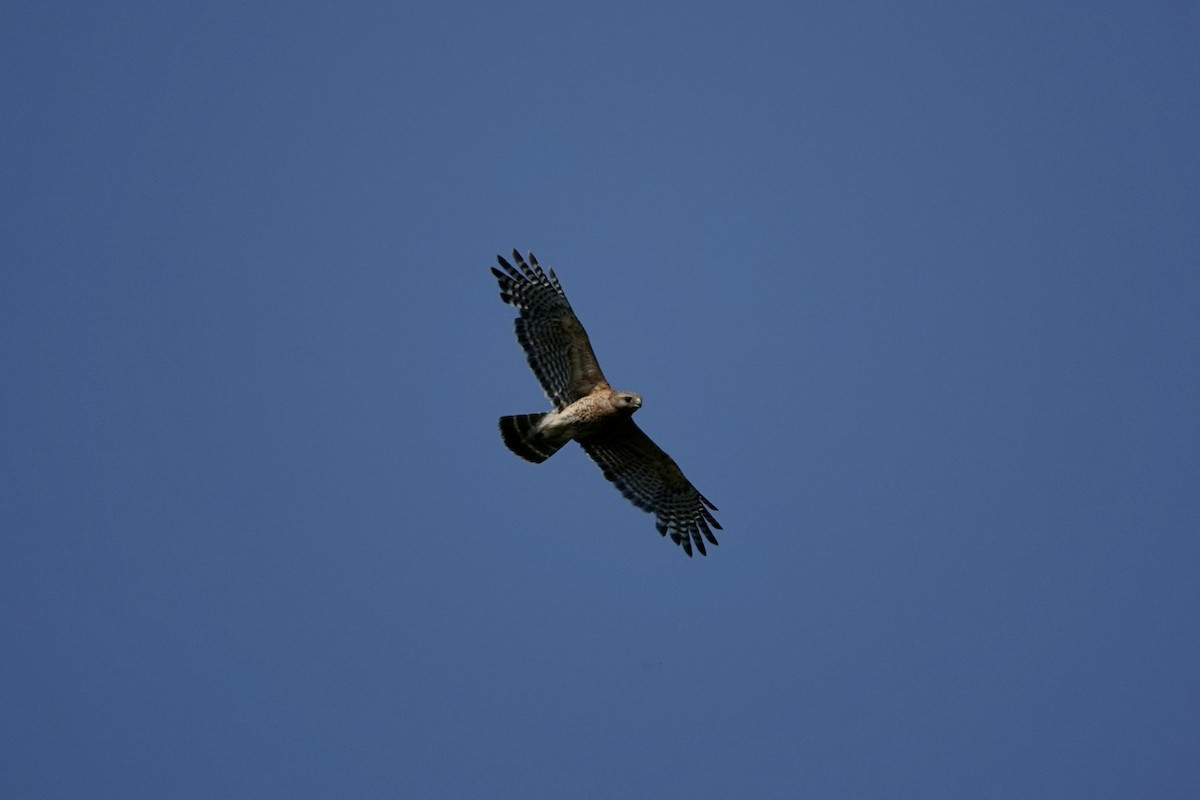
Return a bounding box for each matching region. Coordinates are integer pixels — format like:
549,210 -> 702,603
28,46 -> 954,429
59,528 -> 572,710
491,251 -> 608,410
579,421 -> 722,557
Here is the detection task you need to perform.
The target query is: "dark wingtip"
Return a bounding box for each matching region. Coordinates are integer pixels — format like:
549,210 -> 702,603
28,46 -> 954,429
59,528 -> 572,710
702,506 -> 722,531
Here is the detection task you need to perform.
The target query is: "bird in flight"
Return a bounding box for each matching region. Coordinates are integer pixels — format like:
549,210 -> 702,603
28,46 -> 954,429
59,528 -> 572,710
491,249 -> 721,556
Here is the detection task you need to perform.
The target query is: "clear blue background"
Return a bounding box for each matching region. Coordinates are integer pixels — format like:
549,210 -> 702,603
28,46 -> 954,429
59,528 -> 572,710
3,2 -> 1198,797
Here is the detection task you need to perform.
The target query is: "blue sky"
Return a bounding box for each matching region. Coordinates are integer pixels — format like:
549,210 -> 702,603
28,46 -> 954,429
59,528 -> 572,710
3,1 -> 1198,797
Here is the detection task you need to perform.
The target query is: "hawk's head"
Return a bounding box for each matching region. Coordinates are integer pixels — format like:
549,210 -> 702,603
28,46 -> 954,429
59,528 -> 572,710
613,392 -> 643,414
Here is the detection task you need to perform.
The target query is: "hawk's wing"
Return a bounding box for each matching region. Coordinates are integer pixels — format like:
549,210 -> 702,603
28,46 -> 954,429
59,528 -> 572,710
492,250 -> 608,410
579,420 -> 721,556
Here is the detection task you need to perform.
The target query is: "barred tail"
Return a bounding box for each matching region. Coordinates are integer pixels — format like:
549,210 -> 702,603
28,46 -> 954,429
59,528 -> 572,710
498,413 -> 565,463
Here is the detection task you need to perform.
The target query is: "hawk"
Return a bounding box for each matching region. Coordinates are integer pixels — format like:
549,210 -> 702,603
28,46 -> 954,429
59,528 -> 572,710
491,249 -> 721,556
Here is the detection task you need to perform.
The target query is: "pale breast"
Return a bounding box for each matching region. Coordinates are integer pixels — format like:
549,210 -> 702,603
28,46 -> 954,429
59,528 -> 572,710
553,391 -> 620,438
